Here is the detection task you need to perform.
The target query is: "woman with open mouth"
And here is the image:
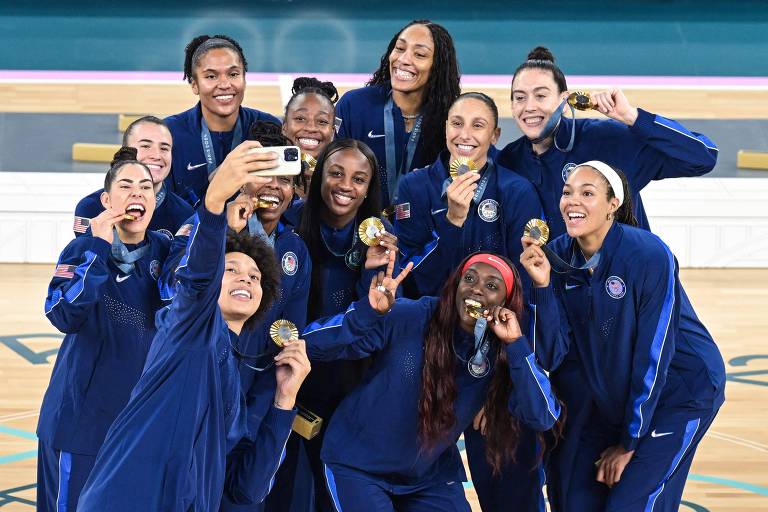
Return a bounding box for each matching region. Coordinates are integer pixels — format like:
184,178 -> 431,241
335,19 -> 460,208
491,46 -> 720,511
520,161 -> 724,512
164,34 -> 281,208
302,251 -> 561,511
281,76 -> 339,199
395,91 -> 546,511
73,116 -> 193,240
37,148 -> 172,511
294,138 -> 402,511
78,140 -> 311,511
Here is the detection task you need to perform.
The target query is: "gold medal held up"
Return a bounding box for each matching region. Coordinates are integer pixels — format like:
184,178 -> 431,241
302,153 -> 317,172
358,217 -> 385,246
464,298 -> 486,320
449,157 -> 479,179
270,319 -> 298,347
524,218 -> 550,244
567,91 -> 597,111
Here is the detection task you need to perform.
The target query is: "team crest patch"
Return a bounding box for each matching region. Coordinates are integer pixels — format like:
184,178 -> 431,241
477,199 -> 500,222
150,260 -> 161,281
282,251 -> 298,276
562,162 -> 577,182
156,229 -> 173,240
605,276 -> 626,299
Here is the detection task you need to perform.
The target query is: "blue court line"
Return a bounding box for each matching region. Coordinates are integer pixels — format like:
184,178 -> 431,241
0,450 -> 37,465
688,474 -> 768,497
0,425 -> 38,441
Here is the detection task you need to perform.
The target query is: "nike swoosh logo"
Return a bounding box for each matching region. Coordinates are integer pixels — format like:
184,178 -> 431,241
650,430 -> 673,438
116,275 -> 131,283
367,130 -> 385,139
565,283 -> 581,290
431,207 -> 448,215
187,162 -> 207,170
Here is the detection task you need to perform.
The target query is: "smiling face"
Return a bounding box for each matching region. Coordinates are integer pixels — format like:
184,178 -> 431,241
190,47 -> 245,129
125,122 -> 173,185
560,166 -> 619,238
243,175 -> 294,226
218,251 -> 263,328
388,23 -> 434,96
282,93 -> 335,158
445,97 -> 500,168
455,262 -> 507,333
511,68 -> 568,141
319,148 -> 373,228
101,163 -> 156,239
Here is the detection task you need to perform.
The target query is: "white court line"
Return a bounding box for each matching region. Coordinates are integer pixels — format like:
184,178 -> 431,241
0,410 -> 39,423
708,430 -> 768,453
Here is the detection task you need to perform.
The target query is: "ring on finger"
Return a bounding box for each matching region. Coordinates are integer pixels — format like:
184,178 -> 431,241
376,284 -> 386,293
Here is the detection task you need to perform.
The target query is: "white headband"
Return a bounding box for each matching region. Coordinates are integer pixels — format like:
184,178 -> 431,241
574,160 -> 624,207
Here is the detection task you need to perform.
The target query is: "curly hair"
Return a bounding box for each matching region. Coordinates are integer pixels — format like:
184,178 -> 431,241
183,34 -> 248,83
417,253 -> 564,474
284,76 -> 339,116
368,20 -> 461,163
225,231 -> 281,330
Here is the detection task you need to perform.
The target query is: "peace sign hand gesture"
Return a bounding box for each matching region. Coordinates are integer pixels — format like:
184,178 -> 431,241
369,250 -> 414,314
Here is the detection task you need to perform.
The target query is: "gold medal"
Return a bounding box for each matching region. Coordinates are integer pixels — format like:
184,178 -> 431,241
524,218 -> 550,244
464,299 -> 486,320
123,214 -> 137,221
270,319 -> 298,347
358,217 -> 385,247
254,197 -> 280,209
449,157 -> 479,179
567,91 -> 597,111
302,153 -> 317,172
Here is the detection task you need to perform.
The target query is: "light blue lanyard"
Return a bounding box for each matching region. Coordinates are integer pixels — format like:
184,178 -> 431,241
110,229 -> 150,274
383,95 -> 422,204
201,115 -> 243,176
247,215 -> 276,248
155,183 -> 166,208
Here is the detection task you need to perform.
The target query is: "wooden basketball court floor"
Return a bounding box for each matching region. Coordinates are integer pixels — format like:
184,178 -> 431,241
1,265 -> 766,511
0,81 -> 767,510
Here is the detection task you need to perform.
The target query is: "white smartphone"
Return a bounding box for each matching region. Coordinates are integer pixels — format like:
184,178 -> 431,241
248,146 -> 302,176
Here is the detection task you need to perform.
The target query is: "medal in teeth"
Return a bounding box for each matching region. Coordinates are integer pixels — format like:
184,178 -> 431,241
464,298 -> 485,320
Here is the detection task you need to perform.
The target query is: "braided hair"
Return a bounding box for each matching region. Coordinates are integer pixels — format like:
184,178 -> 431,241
368,20 -> 461,163
284,76 -> 339,116
183,34 -> 248,83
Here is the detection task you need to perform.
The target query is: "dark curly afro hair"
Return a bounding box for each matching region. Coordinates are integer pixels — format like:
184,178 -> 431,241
225,231 -> 281,330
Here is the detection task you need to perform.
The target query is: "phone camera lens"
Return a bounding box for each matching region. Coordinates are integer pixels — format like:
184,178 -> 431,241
284,148 -> 299,161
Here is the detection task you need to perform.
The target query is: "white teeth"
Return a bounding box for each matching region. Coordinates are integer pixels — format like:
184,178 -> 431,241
230,289 -> 251,299
568,212 -> 586,219
145,164 -> 161,171
333,192 -> 353,205
524,117 -> 544,125
126,203 -> 145,213
259,194 -> 280,203
215,95 -> 234,101
298,138 -> 319,147
465,298 -> 483,308
457,144 -> 474,152
394,68 -> 415,80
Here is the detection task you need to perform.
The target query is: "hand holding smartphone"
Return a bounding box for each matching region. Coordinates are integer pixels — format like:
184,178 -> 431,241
248,146 -> 302,176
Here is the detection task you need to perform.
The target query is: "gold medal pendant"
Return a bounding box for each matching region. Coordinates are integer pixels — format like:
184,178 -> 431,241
254,197 -> 280,209
449,157 -> 479,179
523,218 -> 550,244
302,153 -> 317,173
358,217 -> 385,247
270,319 -> 298,347
464,298 -> 486,320
567,91 -> 597,111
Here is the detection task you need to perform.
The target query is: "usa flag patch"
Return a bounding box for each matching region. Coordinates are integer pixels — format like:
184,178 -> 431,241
73,216 -> 90,234
395,202 -> 411,220
54,264 -> 75,279
175,223 -> 193,237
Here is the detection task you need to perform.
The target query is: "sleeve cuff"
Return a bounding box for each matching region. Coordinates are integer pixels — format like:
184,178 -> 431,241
530,284 -> 555,306
504,335 -> 534,363
351,296 -> 388,322
266,404 -> 299,435
197,202 -> 228,231
628,108 -> 655,137
433,210 -> 463,240
621,431 -> 640,452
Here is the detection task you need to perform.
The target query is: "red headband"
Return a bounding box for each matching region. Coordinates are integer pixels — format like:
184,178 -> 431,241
461,253 -> 515,300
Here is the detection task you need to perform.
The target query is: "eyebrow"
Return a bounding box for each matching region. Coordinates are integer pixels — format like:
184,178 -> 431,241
292,106 -> 331,115
201,65 -> 241,73
513,86 -> 552,94
117,177 -> 153,184
397,38 -> 433,51
137,138 -> 171,147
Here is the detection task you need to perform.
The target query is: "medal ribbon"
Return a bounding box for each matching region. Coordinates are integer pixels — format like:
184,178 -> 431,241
201,115 -> 243,176
110,229 -> 150,274
384,95 -> 423,205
